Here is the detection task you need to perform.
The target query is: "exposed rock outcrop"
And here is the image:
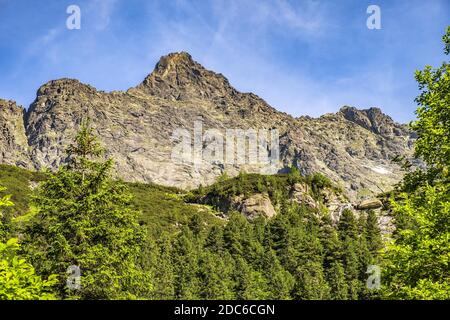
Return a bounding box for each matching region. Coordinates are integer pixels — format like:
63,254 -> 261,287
290,183 -> 317,209
356,198 -> 384,210
0,99 -> 31,168
239,193 -> 277,219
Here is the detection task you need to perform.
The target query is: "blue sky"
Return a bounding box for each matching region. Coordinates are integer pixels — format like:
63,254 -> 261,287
0,0 -> 449,123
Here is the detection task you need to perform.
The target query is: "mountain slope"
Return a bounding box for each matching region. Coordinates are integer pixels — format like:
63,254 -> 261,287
0,52 -> 415,200
0,100 -> 31,168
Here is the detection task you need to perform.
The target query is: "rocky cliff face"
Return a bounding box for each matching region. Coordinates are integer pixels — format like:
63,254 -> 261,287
0,52 -> 415,199
0,99 -> 31,168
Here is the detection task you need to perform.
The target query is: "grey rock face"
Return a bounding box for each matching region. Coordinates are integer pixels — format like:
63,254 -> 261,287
0,99 -> 31,168
339,106 -> 405,136
291,183 -> 317,209
240,193 -> 277,219
0,52 -> 415,200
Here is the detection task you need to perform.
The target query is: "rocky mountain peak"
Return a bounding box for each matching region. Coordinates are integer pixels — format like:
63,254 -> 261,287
35,78 -> 97,98
135,52 -> 237,101
27,79 -> 99,117
153,51 -> 196,74
0,98 -> 22,113
339,105 -> 409,137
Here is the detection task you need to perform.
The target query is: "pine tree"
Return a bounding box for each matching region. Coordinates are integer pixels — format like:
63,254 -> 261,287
172,226 -> 201,299
337,209 -> 362,298
223,212 -> 253,257
198,250 -> 234,299
252,216 -> 267,244
341,236 -> 360,299
232,256 -> 269,299
294,261 -> 330,300
188,213 -> 203,237
327,260 -> 348,300
149,234 -> 175,299
205,225 -> 225,254
338,209 -> 358,241
24,120 -> 147,299
319,215 -> 348,299
365,210 -> 383,257
356,222 -> 372,299
319,215 -> 342,269
262,249 -> 294,299
265,213 -> 290,252
355,211 -> 383,299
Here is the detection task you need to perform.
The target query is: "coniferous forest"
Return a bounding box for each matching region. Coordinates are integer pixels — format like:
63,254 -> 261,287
0,27 -> 449,301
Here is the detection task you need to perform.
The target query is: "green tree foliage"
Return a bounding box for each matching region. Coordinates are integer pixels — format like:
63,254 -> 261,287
0,238 -> 57,300
326,260 -> 348,300
223,212 -> 253,257
262,249 -> 294,299
233,256 -> 269,299
383,184 -> 450,299
198,250 -> 234,299
190,195 -> 380,299
147,192 -> 383,300
148,235 -> 175,299
319,215 -> 348,299
412,28 -> 450,179
171,226 -> 202,299
309,173 -> 333,196
205,225 -> 225,254
338,209 -> 358,240
25,120 -> 148,299
338,209 -> 379,299
0,186 -> 13,242
0,165 -> 46,217
365,211 -> 383,257
0,165 -> 385,300
297,262 -> 330,300
0,189 -> 57,300
383,27 -> 450,300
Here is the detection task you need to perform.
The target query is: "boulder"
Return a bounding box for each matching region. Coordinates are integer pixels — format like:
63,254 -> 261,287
241,193 -> 277,219
356,198 -> 383,210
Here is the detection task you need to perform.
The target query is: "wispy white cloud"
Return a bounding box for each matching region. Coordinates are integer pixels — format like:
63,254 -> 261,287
89,0 -> 118,31
274,0 -> 328,33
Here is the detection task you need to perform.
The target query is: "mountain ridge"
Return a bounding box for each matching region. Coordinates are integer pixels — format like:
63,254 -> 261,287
0,52 -> 415,200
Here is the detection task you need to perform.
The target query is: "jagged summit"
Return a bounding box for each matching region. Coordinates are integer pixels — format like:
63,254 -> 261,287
25,78 -> 100,120
135,51 -> 237,101
35,78 -> 97,97
153,51 -> 196,73
339,105 -> 409,137
339,106 -> 387,120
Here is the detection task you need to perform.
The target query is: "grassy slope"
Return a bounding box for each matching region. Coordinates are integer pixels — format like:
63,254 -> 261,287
127,182 -> 223,236
0,164 -> 46,215
0,164 -> 223,235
